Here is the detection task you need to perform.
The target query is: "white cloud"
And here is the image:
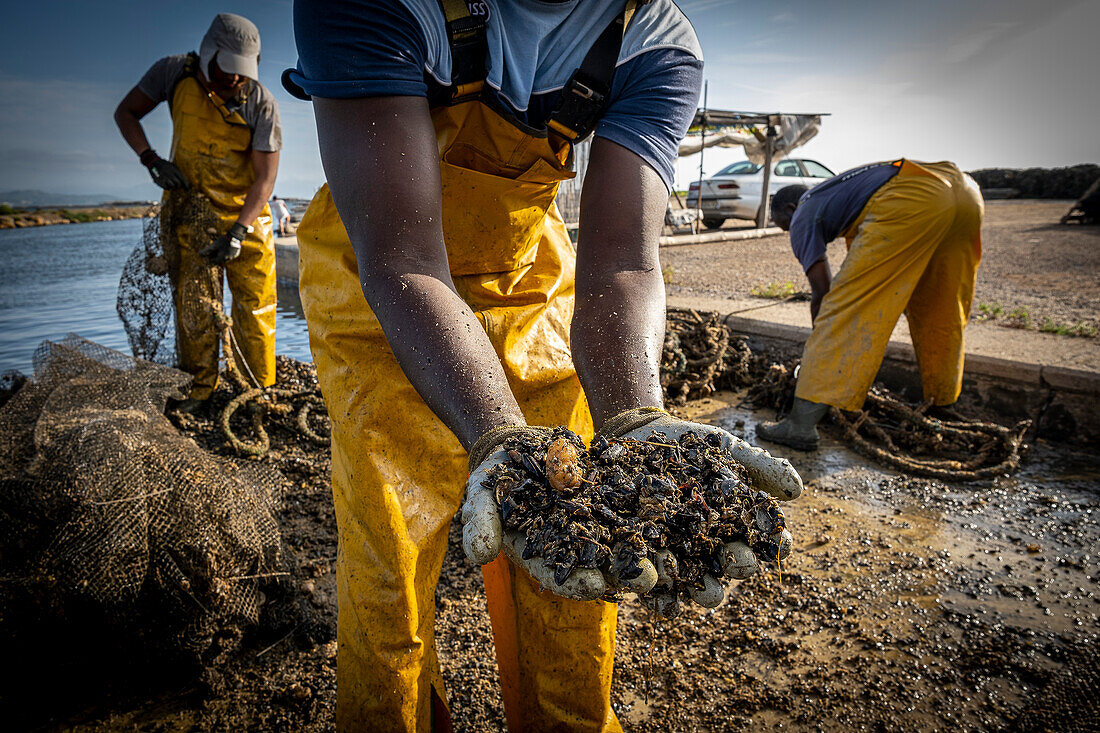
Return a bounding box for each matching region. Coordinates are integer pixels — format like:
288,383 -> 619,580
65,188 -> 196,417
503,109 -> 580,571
675,0 -> 1099,188
677,0 -> 735,13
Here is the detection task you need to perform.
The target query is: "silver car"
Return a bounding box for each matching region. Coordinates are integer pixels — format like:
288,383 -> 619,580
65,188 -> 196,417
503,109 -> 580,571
685,158 -> 835,229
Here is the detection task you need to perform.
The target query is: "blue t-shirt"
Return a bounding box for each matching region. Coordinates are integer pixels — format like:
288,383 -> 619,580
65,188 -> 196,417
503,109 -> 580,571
285,0 -> 703,190
788,161 -> 902,272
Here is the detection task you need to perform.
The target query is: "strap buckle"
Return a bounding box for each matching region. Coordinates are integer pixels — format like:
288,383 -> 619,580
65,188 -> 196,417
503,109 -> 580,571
569,79 -> 602,102
547,73 -> 608,141
442,1 -> 488,103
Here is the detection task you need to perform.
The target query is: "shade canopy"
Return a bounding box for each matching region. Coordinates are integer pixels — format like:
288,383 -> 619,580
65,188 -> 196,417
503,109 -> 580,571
678,111 -> 827,165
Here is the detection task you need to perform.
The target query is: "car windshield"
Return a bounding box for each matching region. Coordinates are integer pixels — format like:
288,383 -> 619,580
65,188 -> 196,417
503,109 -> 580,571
715,161 -> 761,176
802,160 -> 835,178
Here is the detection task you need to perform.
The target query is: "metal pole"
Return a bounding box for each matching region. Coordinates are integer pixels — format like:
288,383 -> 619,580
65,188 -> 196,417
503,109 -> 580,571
756,123 -> 777,228
694,81 -> 707,234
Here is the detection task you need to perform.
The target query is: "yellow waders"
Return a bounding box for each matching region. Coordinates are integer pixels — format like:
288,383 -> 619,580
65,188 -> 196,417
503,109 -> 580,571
167,75 -> 276,400
795,160 -> 984,411
297,100 -> 620,731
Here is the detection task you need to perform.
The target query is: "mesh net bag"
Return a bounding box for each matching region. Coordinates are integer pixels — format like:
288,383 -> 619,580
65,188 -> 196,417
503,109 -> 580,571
0,335 -> 285,663
117,190 -> 226,366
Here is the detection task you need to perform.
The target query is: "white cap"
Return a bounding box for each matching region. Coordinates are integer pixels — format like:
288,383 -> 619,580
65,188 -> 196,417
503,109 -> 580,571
199,13 -> 261,81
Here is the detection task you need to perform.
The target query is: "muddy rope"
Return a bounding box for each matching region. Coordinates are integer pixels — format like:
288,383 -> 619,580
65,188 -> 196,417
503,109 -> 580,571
208,281 -> 331,457
830,389 -> 1031,481
662,308 -> 1030,481
221,386 -> 330,457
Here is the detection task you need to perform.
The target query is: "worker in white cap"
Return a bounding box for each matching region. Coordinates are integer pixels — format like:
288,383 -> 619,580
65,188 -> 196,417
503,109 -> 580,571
114,13 -> 282,412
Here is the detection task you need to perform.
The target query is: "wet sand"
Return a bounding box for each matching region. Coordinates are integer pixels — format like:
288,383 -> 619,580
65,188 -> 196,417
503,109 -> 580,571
5,367 -> 1097,730
436,393 -> 1099,730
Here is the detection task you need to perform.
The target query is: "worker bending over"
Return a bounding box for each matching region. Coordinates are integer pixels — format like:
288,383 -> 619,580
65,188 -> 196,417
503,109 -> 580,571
114,13 -> 281,412
285,0 -> 801,729
758,159 -> 984,451
272,195 -> 291,236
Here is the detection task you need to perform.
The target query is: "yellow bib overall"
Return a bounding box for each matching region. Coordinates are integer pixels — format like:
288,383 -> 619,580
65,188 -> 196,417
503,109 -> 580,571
167,75 -> 276,400
297,97 -> 619,730
795,160 -> 983,410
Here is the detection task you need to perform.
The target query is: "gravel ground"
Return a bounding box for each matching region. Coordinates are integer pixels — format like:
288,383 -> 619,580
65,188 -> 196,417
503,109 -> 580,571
661,200 -> 1100,332
7,359 -> 1097,732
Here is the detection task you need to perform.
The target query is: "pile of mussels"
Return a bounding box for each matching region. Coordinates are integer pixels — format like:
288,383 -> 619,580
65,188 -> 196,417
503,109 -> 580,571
485,426 -> 788,612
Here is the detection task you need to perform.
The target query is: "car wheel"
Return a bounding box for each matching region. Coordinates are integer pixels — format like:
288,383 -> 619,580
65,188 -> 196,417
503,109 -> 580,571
702,218 -> 726,230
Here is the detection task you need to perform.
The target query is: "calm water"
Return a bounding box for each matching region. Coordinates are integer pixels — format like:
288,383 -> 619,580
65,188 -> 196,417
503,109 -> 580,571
0,218 -> 311,376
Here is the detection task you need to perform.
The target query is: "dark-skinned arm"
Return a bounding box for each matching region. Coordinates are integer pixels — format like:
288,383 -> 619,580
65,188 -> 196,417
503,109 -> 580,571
572,138 -> 668,428
236,149 -> 280,229
313,96 -> 525,450
805,258 -> 831,324
114,87 -> 158,156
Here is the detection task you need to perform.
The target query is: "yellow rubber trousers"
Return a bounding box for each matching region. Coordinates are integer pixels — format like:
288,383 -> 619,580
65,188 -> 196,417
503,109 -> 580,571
796,160 -> 983,410
167,75 -> 276,400
298,99 -> 620,732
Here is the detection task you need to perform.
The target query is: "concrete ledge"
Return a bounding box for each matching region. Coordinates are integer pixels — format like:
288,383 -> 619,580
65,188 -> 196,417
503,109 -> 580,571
724,315 -> 810,344
660,227 -> 782,247
723,311 -> 1096,395
1041,364 -> 1100,395
966,354 -> 1043,388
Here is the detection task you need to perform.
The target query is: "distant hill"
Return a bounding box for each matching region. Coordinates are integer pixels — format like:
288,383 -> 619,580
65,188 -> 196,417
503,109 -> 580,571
0,189 -> 158,208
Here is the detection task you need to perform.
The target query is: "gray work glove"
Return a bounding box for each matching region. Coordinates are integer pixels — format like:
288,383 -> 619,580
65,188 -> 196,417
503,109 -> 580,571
200,222 -> 248,265
140,148 -> 189,190
462,425 -> 622,602
599,407 -> 801,615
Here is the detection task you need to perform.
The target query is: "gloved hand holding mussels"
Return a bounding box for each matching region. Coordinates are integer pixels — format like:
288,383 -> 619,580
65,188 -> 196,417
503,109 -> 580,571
462,408 -> 803,618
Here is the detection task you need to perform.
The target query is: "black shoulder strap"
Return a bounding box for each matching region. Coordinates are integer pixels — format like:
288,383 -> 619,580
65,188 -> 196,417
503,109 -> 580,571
547,0 -> 641,142
182,51 -> 200,79
167,52 -> 201,114
439,0 -> 488,103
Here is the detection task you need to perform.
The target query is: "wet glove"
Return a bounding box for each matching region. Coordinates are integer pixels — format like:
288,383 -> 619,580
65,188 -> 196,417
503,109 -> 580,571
598,407 -> 801,615
139,149 -> 189,190
200,222 -> 249,265
462,425 -> 616,602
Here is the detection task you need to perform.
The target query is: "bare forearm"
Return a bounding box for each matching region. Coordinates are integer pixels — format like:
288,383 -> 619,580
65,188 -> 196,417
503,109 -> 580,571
572,138 -> 668,428
115,113 -> 152,156
362,269 -> 526,449
237,151 -> 279,228
314,96 -> 526,449
805,259 -> 831,325
114,87 -> 158,157
809,293 -> 824,323
573,268 -> 665,426
237,174 -> 276,228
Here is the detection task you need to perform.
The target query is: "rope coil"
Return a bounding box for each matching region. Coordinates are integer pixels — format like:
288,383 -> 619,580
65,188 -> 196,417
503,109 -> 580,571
663,307 -> 1031,481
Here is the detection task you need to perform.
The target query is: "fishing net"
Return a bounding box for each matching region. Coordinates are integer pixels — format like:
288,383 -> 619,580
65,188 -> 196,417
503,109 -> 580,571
829,387 -> 1030,480
117,189 -> 225,366
0,334 -> 285,663
661,308 -> 1031,481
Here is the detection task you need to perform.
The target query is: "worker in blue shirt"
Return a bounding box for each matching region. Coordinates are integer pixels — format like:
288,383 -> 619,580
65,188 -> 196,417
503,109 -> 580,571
758,159 -> 984,451
284,0 -> 803,729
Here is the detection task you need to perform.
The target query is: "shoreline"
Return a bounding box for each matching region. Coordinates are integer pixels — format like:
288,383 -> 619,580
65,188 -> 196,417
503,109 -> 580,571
0,204 -> 152,230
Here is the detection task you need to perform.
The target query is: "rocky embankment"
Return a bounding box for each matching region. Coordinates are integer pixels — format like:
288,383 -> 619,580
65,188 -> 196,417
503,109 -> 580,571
0,204 -> 150,229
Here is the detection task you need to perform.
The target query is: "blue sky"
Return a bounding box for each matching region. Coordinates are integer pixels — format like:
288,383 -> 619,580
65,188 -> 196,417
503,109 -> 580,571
1,0 -> 1097,199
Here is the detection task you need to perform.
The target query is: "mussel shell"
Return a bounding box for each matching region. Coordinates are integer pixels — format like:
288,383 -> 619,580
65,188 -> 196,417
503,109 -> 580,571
520,452 -> 546,480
